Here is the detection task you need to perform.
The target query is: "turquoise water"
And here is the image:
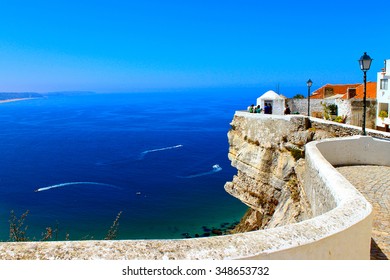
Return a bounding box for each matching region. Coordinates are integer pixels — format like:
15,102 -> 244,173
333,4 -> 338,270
0,89 -> 259,241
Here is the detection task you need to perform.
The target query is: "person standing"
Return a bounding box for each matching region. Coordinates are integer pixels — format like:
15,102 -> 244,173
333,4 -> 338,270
284,104 -> 291,115
264,103 -> 270,114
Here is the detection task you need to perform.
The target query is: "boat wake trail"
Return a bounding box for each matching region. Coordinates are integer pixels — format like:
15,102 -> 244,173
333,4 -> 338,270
34,182 -> 120,192
139,144 -> 183,159
96,145 -> 184,165
178,164 -> 222,179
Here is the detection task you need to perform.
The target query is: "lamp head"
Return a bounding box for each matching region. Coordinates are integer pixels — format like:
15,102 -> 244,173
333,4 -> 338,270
358,52 -> 373,71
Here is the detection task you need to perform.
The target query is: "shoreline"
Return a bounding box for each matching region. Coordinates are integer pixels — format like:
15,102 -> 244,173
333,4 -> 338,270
0,98 -> 39,104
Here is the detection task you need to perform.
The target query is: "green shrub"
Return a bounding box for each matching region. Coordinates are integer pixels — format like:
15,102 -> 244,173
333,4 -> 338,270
9,210 -> 30,242
6,210 -> 123,242
290,148 -> 304,161
379,110 -> 388,120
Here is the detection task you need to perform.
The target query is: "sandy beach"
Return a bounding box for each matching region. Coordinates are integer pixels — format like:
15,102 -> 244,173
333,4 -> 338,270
0,98 -> 38,104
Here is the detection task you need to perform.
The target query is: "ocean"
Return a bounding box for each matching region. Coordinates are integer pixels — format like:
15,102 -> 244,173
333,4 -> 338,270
0,88 -> 260,241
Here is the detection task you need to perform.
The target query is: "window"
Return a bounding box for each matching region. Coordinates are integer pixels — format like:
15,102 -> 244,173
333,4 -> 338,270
380,79 -> 388,90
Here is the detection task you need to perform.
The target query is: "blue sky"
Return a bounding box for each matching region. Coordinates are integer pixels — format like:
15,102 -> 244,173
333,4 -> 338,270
0,0 -> 388,94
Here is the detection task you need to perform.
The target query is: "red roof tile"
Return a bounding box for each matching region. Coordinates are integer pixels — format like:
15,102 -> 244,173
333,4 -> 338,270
310,83 -> 377,100
354,82 -> 377,99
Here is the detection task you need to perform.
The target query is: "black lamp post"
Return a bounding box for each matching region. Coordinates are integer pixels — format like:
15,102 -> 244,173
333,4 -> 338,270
358,52 -> 373,135
307,79 -> 313,117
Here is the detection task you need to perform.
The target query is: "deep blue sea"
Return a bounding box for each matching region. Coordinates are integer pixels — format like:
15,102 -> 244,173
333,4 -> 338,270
0,88 -> 261,241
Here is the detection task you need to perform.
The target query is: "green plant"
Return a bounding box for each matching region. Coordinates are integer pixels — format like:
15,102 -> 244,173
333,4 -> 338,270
334,116 -> 343,123
9,210 -> 30,242
321,102 -> 338,119
293,94 -> 305,99
104,211 -> 123,240
41,227 -> 54,241
320,102 -> 330,120
378,110 -> 388,120
6,210 -> 123,242
290,147 -> 304,161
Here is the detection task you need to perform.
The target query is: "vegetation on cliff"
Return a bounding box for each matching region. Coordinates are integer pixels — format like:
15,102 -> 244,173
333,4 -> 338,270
6,210 -> 122,242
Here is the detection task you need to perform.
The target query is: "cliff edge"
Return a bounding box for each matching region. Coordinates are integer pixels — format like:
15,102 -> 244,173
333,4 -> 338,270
224,112 -> 354,233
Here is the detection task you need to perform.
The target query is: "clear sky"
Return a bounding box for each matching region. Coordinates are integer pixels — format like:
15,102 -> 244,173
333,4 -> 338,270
0,0 -> 388,94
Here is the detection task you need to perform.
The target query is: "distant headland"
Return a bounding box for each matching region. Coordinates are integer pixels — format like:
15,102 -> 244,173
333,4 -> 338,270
0,91 -> 98,103
0,92 -> 44,103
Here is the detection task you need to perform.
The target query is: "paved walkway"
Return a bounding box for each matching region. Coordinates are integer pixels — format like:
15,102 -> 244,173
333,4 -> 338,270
336,165 -> 390,260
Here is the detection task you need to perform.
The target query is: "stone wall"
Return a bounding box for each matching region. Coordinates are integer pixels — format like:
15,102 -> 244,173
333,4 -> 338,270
287,99 -> 333,116
287,98 -> 377,128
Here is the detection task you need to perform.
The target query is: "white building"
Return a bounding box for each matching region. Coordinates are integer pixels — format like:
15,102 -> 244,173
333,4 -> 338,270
256,90 -> 286,115
376,59 -> 390,128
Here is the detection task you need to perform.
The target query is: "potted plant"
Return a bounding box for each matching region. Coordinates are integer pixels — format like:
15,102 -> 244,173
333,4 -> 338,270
321,102 -> 330,120
378,110 -> 388,121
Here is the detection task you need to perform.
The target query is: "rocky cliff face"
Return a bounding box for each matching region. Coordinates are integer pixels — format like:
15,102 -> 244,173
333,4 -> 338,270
224,113 -> 352,233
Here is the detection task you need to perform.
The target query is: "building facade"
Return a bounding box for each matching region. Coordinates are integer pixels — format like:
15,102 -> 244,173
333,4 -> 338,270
306,83 -> 377,128
376,59 -> 390,129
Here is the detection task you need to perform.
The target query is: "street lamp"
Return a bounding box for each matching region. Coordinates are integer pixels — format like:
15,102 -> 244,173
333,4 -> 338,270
307,79 -> 313,117
358,52 -> 373,135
